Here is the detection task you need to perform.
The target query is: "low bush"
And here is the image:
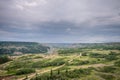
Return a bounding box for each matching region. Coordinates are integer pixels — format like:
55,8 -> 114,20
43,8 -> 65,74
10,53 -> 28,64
104,52 -> 118,61
70,60 -> 90,66
105,55 -> 118,61
114,60 -> 120,67
16,68 -> 35,75
5,60 -> 33,70
0,55 -> 11,64
31,67 -> 94,80
99,74 -> 115,80
66,68 -> 91,78
81,52 -> 88,56
32,58 -> 65,68
99,66 -> 116,73
89,53 -> 107,58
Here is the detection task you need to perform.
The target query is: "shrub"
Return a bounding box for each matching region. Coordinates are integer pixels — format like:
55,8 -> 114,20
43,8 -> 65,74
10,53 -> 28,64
68,59 -> 90,66
32,58 -> 65,68
105,55 -> 118,61
89,53 -> 107,58
31,68 -> 94,80
6,60 -> 32,70
58,48 -> 81,54
103,52 -> 118,61
0,55 -> 11,64
65,68 -> 92,78
82,52 -> 88,56
16,68 -> 35,75
99,74 -> 115,80
99,66 -> 116,73
114,60 -> 120,67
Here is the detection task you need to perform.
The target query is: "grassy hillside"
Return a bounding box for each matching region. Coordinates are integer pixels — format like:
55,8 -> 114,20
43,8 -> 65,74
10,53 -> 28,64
0,41 -> 50,55
0,42 -> 120,80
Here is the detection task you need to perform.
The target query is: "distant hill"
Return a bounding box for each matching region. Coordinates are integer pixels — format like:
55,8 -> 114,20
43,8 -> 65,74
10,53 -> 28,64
0,41 -> 120,55
43,42 -> 120,49
0,41 -> 50,55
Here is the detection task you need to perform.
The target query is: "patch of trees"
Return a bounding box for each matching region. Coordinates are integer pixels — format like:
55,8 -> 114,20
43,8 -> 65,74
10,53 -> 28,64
16,68 -> 35,75
0,48 -> 16,54
58,48 -> 82,54
5,60 -> 32,70
80,43 -> 120,50
85,45 -> 120,50
32,58 -> 65,68
67,60 -> 90,66
58,43 -> 120,55
89,52 -> 118,61
98,66 -> 116,73
114,60 -> 120,67
18,45 -> 49,53
0,41 -> 38,47
99,73 -> 116,80
89,53 -> 107,58
31,67 -> 94,80
0,42 -> 50,54
0,55 -> 11,64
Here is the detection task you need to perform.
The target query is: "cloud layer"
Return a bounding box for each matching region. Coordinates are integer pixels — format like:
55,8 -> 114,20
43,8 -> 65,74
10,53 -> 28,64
0,0 -> 120,43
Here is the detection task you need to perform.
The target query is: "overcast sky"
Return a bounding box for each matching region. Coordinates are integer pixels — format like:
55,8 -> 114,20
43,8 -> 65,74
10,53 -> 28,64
0,0 -> 120,43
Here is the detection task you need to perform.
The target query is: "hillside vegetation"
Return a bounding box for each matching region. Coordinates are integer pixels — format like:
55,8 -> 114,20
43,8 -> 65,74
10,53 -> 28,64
0,41 -> 50,55
0,42 -> 120,80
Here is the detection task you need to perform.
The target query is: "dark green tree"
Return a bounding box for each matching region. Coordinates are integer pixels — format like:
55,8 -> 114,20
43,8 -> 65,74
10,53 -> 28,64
50,69 -> 53,79
58,69 -> 60,75
65,69 -> 68,75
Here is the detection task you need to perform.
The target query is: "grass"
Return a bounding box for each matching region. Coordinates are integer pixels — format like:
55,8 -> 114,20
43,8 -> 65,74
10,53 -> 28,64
0,49 -> 120,80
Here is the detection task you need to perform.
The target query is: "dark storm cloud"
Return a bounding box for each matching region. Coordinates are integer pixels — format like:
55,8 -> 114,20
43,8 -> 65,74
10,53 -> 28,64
0,0 -> 120,43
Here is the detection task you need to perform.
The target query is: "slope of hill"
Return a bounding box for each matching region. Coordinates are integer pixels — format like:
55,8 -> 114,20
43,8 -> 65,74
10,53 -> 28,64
0,42 -> 120,80
0,41 -> 50,55
0,47 -> 120,80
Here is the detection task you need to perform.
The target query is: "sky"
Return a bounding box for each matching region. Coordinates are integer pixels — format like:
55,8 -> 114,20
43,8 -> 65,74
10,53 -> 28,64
0,0 -> 120,43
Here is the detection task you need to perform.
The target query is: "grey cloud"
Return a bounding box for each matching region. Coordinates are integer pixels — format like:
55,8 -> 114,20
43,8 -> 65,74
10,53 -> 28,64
0,0 -> 120,24
0,0 -> 120,43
